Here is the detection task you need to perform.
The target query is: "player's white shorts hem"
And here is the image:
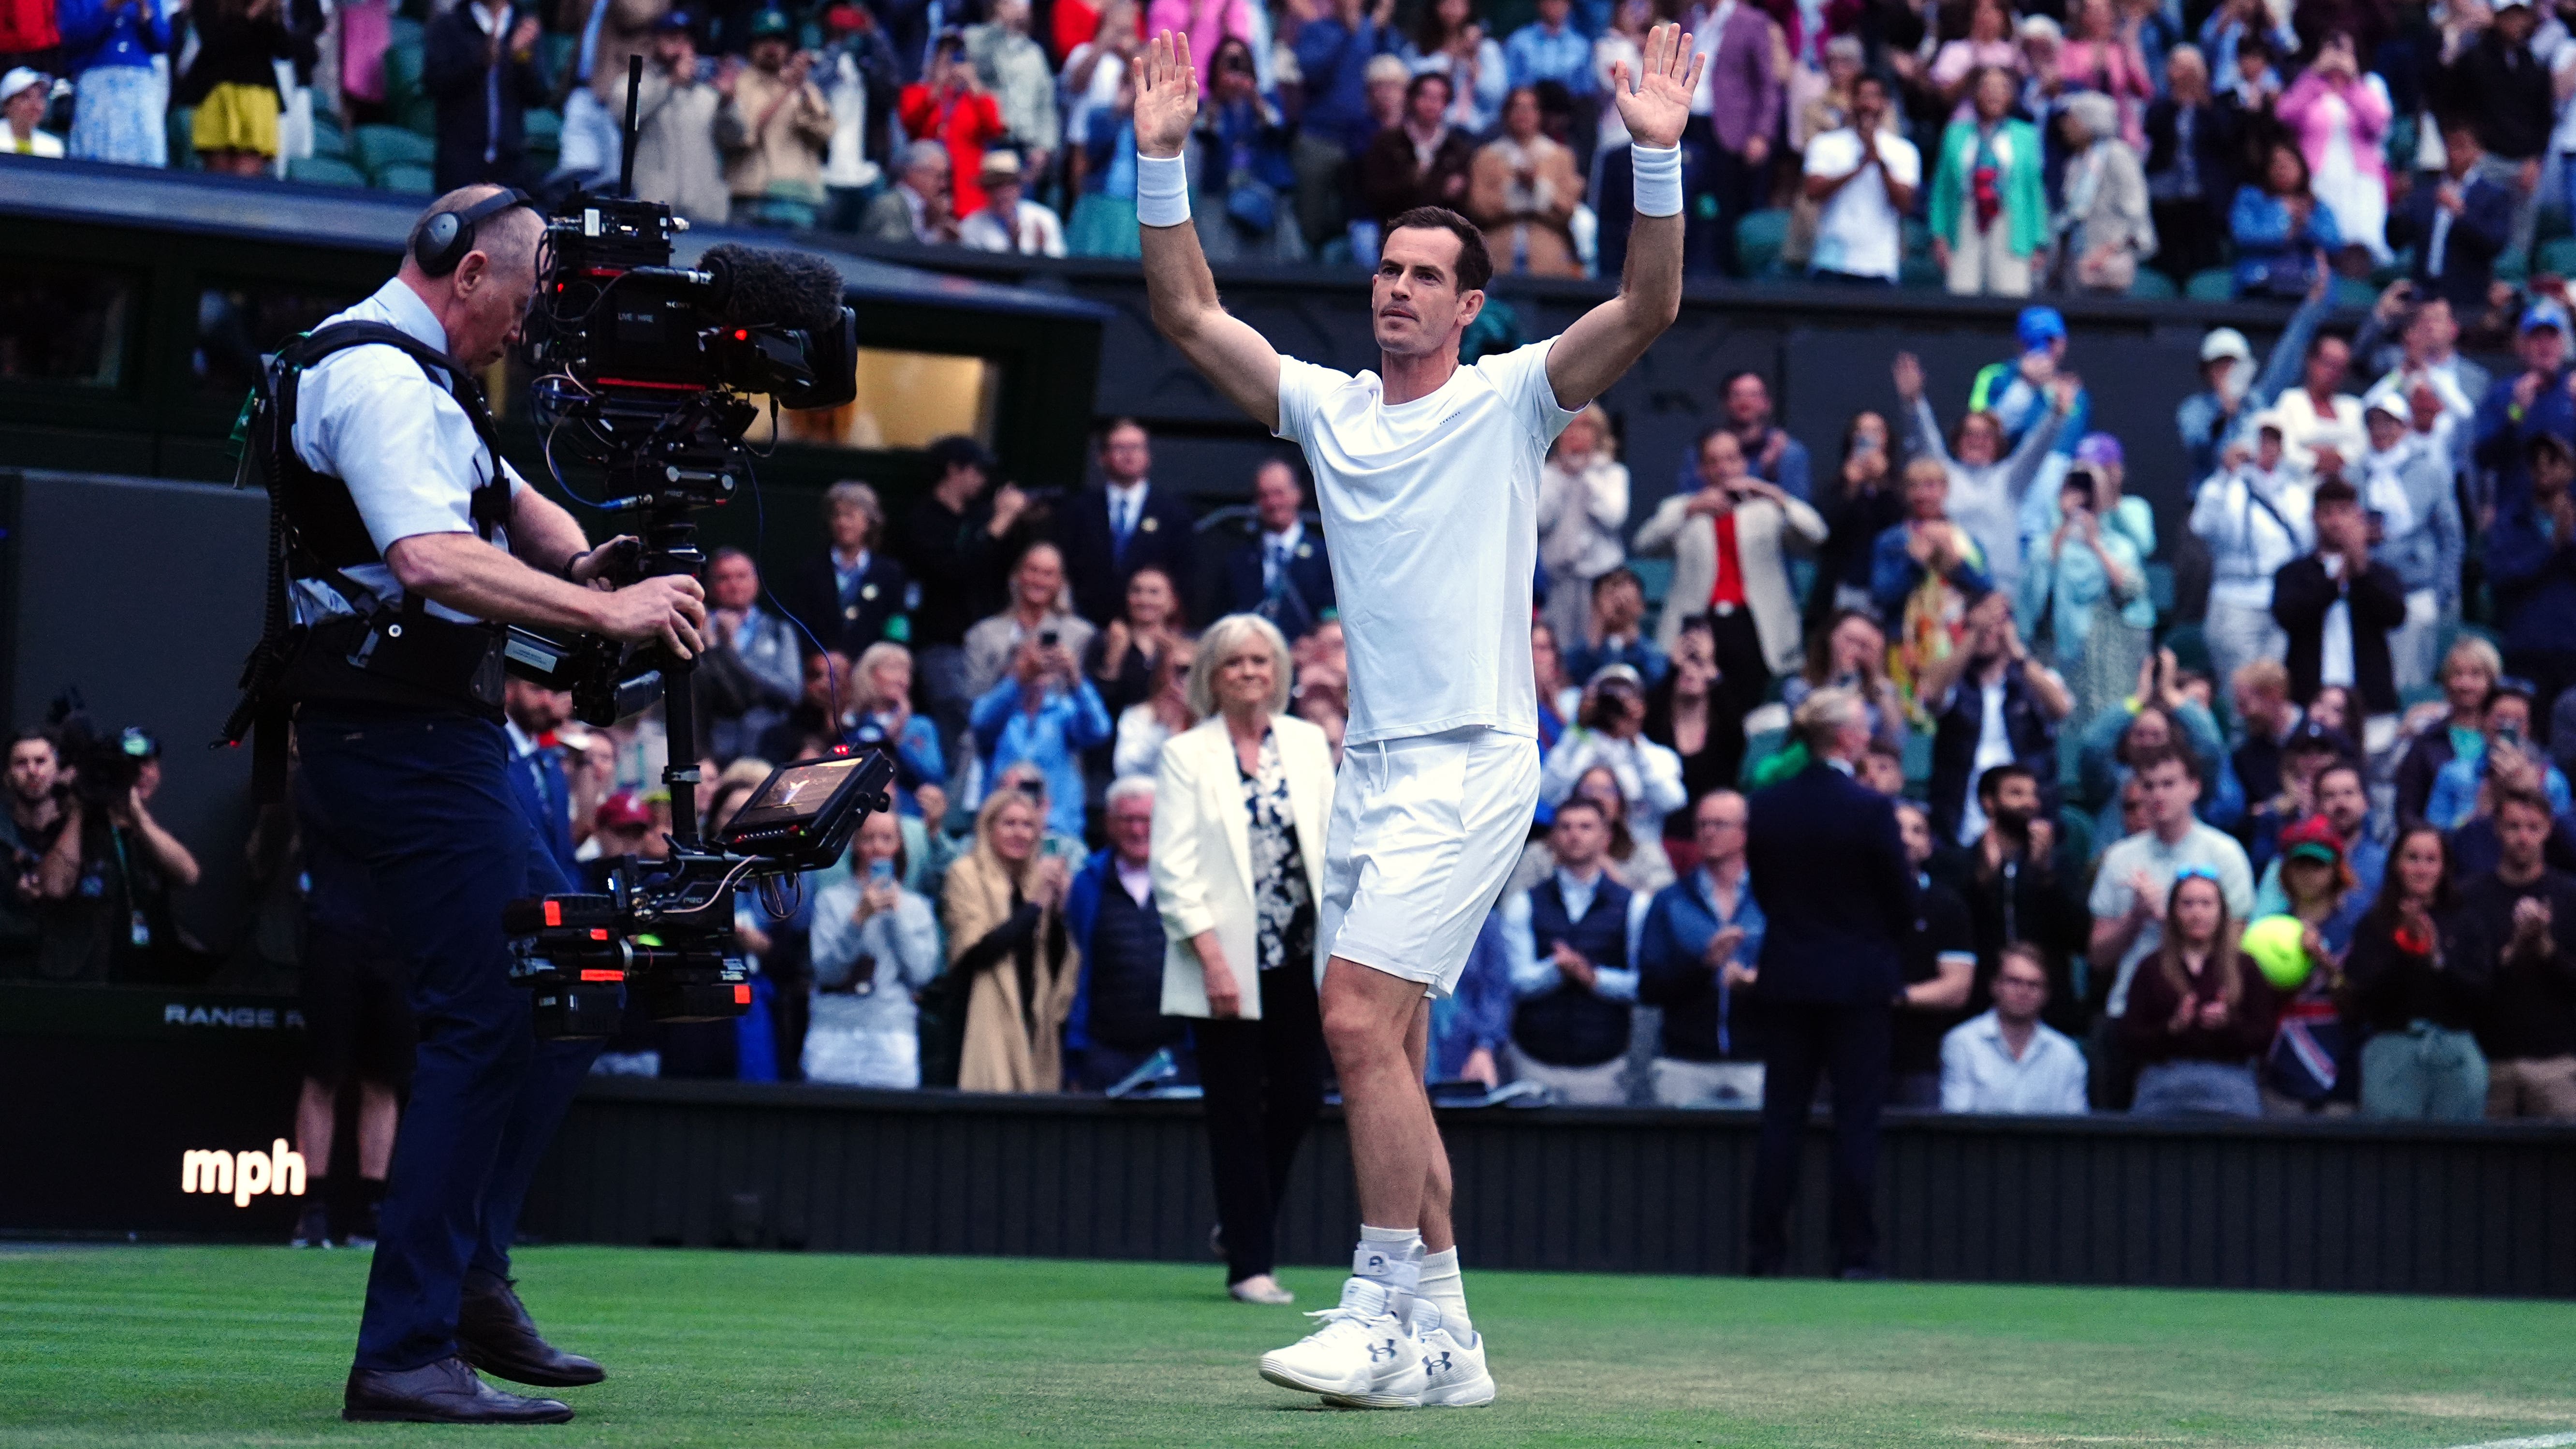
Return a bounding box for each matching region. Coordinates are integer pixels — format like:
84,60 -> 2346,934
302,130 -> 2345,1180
1320,726 -> 1540,1000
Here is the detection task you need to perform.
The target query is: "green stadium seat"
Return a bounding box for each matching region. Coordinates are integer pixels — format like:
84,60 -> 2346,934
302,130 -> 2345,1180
308,115 -> 349,159
166,107 -> 199,169
2147,560 -> 2174,616
1898,252 -> 1943,288
2498,250 -> 2530,284
523,107 -> 561,142
2127,269 -> 2177,300
1734,209 -> 1789,278
374,160 -> 437,193
539,33 -> 576,88
2542,199 -> 2573,243
1737,728 -> 1786,789
288,155 -> 368,187
386,15 -> 423,48
353,122 -> 436,177
2055,805 -> 2093,869
2370,248 -> 2414,288
2332,276 -> 2380,308
2184,267 -> 2235,301
2538,236 -> 2576,280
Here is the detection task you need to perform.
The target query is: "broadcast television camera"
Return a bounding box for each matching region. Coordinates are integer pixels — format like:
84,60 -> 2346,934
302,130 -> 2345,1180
499,58 -> 890,1039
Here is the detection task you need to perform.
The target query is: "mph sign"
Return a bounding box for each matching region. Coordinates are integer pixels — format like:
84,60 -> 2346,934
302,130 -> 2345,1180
180,1140 -> 308,1208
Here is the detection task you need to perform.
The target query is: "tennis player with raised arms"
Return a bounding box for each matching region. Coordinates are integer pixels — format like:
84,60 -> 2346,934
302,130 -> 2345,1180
1130,21 -> 1700,1411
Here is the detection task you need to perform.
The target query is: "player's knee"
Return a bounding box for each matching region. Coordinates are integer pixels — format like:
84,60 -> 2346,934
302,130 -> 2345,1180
1319,993 -> 1396,1068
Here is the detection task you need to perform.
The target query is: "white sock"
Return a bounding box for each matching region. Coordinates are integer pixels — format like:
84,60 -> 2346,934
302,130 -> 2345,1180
1415,1246 -> 1471,1342
1354,1225 -> 1423,1318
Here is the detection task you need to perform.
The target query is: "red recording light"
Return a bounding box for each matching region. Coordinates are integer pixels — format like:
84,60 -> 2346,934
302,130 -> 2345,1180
542,901 -> 561,927
579,969 -> 622,982
733,984 -> 752,1005
733,329 -> 748,341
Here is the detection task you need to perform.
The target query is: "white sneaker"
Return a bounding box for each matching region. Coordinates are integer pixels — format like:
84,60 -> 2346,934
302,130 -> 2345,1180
1409,1303 -> 1496,1408
1258,1277 -> 1425,1408
1228,1273 -> 1295,1305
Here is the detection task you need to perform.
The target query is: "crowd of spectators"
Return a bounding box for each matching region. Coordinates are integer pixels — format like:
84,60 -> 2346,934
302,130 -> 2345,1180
20,249 -> 2576,1134
25,0 -> 2576,295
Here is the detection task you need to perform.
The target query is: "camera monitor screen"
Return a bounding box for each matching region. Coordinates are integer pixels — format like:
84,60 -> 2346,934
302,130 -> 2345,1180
724,756 -> 867,837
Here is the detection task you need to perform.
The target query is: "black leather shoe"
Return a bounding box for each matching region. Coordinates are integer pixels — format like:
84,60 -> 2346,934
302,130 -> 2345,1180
459,1276 -> 607,1388
343,1357 -> 573,1423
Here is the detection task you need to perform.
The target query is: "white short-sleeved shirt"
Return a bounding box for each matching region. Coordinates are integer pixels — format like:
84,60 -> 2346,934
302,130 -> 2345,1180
288,279 -> 525,625
2086,822 -> 2257,1018
1802,127 -> 1920,281
1275,338 -> 1579,746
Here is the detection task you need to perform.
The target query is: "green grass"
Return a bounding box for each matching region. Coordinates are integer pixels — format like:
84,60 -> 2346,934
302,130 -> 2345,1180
3,1245 -> 2573,1447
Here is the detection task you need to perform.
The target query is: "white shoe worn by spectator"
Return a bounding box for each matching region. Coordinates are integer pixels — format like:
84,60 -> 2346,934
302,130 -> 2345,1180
1229,1274 -> 1295,1305
1257,1276 -> 1424,1407
1349,1301 -> 1493,1408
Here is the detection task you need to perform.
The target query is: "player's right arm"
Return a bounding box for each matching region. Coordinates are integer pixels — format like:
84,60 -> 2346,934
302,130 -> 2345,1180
1134,31 -> 1282,433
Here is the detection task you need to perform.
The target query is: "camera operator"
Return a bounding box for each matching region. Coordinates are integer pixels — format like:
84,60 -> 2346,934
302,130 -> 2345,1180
0,727 -> 77,978
282,185 -> 707,1426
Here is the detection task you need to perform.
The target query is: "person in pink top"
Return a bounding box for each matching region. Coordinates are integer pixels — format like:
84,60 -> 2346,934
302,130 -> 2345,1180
1146,0 -> 1256,76
1927,0 -> 2022,117
2275,31 -> 2390,264
2057,0 -> 2152,146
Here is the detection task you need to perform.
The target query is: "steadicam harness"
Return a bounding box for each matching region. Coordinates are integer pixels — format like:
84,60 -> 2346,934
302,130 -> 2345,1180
220,321 -> 514,801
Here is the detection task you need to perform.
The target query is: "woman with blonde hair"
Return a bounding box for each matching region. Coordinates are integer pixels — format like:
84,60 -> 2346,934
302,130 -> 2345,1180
1151,613 -> 1333,1304
945,783 -> 1082,1093
1537,404 -> 1627,654
2121,869 -> 2281,1117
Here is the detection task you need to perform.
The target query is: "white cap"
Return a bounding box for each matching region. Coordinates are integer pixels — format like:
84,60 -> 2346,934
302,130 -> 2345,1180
2500,0 -> 2533,12
0,67 -> 46,105
2367,393 -> 2410,424
2200,327 -> 2253,365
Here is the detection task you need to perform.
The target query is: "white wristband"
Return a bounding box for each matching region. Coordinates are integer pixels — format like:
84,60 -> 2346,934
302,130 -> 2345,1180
1136,150 -> 1190,228
1631,143 -> 1683,219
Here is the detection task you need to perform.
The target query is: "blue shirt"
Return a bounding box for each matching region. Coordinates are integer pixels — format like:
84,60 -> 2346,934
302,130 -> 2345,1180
1637,865 -> 1765,1055
969,676 -> 1112,837
1504,20 -> 1594,93
1500,867 -> 1650,1002
1291,15 -> 1390,151
2425,748 -> 2575,832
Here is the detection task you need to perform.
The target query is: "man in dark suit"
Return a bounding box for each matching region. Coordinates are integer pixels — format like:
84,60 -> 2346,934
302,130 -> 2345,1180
500,679 -> 580,881
422,0 -> 550,192
1742,686 -> 1917,1278
2385,118 -> 2514,316
2273,476 -> 2408,718
1218,459 -> 1335,640
1056,418 -> 1198,628
778,481 -> 913,659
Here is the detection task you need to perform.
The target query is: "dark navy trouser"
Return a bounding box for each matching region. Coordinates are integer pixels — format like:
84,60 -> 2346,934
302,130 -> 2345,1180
297,706 -> 601,1373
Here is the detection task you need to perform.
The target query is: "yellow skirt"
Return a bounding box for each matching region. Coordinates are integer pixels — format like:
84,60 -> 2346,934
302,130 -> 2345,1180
192,82 -> 279,157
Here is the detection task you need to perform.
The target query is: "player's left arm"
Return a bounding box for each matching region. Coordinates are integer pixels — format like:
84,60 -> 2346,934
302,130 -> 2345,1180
1546,22 -> 1702,412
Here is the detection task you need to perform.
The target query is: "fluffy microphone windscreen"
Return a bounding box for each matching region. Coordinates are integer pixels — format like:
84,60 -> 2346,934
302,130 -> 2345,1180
703,243 -> 846,331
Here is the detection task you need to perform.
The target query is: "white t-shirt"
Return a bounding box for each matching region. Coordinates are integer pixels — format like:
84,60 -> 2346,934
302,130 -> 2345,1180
1275,338 -> 1579,745
1802,127 -> 1920,281
289,279 -> 526,625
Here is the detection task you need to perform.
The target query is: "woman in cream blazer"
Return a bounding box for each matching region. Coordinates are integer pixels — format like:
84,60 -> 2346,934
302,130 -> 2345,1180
1149,613 -> 1332,1306
1633,426 -> 1828,679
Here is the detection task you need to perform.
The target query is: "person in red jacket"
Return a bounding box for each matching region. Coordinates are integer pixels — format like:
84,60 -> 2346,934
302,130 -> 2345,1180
0,0 -> 59,75
898,31 -> 1009,217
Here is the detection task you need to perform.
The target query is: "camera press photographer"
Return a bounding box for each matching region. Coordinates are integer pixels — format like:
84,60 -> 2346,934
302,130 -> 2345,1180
224,185 -> 708,1427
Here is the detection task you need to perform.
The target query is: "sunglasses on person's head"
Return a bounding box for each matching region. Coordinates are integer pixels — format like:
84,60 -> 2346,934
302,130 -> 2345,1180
2171,864 -> 2221,884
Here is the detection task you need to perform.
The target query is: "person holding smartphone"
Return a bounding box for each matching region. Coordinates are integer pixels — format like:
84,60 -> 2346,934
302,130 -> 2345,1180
805,811 -> 943,1088
968,629 -> 1113,842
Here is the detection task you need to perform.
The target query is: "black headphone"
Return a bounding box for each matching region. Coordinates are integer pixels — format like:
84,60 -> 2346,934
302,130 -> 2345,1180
411,188 -> 537,278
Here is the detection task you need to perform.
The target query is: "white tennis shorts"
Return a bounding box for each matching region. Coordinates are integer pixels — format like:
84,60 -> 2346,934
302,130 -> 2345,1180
1320,726 -> 1541,999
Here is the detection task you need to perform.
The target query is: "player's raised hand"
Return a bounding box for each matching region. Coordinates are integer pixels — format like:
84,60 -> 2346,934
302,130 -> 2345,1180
1610,22 -> 1703,152
1133,30 -> 1199,160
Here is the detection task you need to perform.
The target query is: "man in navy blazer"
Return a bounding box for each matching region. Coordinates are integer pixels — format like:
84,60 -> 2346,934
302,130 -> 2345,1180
1742,686 -> 1917,1278
1057,419 -> 1200,627
1218,459 -> 1336,640
2385,119 -> 2514,317
500,679 -> 581,882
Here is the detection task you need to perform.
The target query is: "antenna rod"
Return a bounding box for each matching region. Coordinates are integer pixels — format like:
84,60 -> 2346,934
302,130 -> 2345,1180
618,54 -> 643,195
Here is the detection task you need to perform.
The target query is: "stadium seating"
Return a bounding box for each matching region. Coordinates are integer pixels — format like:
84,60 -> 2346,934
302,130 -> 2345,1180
165,108 -> 198,169
2127,269 -> 2177,300
353,124 -> 436,184
1735,209 -> 1789,278
374,161 -> 437,194
287,155 -> 369,187
2183,268 -> 2235,301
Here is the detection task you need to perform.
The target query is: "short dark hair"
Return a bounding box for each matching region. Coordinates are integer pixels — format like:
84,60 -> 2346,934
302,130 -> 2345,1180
1976,762 -> 2036,804
1851,71 -> 1889,102
1383,205 -> 1493,293
7,725 -> 58,756
1590,564 -> 1641,599
1866,737 -> 1903,764
1404,70 -> 1453,108
2313,760 -> 2366,797
1552,795 -> 1610,827
2496,785 -> 2554,825
2312,477 -> 2361,511
2128,744 -> 2195,782
1995,942 -> 2051,985
1099,417 -> 1147,450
